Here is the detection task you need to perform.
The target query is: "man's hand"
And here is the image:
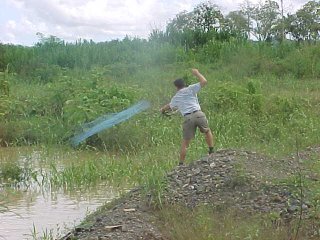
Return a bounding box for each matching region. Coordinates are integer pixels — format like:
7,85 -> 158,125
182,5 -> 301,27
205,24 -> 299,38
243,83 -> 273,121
192,68 -> 200,76
160,104 -> 170,113
192,68 -> 207,87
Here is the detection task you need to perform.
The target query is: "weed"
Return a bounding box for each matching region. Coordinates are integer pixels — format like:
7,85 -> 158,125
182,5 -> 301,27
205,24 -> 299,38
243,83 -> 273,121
0,162 -> 23,183
225,163 -> 252,189
28,224 -> 55,240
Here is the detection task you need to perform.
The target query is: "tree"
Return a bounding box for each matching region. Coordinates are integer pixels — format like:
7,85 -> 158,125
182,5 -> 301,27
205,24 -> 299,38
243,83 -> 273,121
166,11 -> 195,33
226,11 -> 249,38
193,1 -> 224,33
252,0 -> 281,41
0,44 -> 6,71
35,33 -> 64,47
240,0 -> 256,38
165,11 -> 195,48
286,0 -> 320,41
164,2 -> 225,49
149,29 -> 167,43
280,0 -> 285,41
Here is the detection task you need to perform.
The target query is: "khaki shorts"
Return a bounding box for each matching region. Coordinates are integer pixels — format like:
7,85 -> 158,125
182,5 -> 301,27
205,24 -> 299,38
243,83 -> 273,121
183,111 -> 210,140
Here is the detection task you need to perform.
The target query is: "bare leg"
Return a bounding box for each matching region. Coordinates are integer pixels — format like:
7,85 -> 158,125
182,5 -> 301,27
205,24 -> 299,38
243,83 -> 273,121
205,130 -> 214,147
180,139 -> 191,163
205,130 -> 215,152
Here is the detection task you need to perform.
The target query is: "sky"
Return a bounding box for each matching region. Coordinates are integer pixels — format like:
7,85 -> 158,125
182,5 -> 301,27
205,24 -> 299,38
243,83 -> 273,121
0,0 -> 309,46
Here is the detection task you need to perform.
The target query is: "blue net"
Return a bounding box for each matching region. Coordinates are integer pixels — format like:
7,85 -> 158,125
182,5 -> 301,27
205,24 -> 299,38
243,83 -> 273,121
70,100 -> 151,147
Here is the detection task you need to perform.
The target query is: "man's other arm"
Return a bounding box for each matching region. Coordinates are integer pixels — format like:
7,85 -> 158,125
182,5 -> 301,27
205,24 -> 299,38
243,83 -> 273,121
192,69 -> 207,87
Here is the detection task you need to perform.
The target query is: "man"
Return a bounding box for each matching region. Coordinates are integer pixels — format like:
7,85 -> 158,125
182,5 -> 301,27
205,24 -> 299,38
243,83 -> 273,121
160,69 -> 215,165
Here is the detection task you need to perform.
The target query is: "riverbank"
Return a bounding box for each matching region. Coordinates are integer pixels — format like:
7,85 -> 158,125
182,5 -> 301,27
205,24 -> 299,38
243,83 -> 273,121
62,147 -> 320,240
0,147 -> 123,240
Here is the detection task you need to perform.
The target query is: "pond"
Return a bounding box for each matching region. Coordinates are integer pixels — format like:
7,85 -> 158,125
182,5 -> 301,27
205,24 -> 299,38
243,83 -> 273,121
0,147 -> 120,240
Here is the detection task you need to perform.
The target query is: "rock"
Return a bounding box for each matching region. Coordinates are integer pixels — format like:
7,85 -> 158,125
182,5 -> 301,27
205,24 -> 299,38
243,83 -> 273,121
287,205 -> 299,213
196,185 -> 206,193
98,237 -> 110,240
192,168 -> 201,175
175,179 -> 183,186
121,224 -> 128,232
123,208 -> 136,212
104,225 -> 122,232
272,195 -> 283,203
75,227 -> 86,233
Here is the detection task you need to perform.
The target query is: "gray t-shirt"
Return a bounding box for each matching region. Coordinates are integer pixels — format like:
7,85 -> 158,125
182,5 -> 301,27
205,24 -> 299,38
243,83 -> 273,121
169,83 -> 201,116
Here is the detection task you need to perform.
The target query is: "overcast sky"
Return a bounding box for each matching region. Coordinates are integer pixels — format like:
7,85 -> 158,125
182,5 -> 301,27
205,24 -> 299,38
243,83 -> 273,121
0,0 -> 309,46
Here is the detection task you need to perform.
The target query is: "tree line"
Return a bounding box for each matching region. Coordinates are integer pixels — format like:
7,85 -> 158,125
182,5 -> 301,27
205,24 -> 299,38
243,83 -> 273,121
150,0 -> 320,47
0,0 -> 319,73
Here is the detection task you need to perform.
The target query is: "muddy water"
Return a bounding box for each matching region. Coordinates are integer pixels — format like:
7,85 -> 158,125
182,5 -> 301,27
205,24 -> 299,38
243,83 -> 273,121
0,147 -> 120,240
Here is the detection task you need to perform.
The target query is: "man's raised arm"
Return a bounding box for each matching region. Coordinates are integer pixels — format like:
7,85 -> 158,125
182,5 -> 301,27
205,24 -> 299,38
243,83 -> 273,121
192,69 -> 207,87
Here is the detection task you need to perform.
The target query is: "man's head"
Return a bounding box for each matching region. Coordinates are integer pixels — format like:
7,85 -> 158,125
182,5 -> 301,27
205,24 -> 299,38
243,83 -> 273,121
174,78 -> 186,91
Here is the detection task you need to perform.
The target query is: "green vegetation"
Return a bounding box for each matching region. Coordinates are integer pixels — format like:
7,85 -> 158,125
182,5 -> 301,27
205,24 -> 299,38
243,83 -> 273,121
30,224 -> 55,240
157,206 -> 294,240
1,49 -> 319,153
0,161 -> 23,183
1,2 -> 319,151
0,0 -> 320,239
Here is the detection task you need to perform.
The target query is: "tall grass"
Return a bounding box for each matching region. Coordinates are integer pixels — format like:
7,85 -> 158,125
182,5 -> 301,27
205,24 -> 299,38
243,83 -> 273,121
155,205 -> 316,240
2,59 -> 320,153
0,145 -> 175,199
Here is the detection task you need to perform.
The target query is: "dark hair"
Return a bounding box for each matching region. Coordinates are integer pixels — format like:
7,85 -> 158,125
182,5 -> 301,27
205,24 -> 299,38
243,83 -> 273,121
174,78 -> 186,89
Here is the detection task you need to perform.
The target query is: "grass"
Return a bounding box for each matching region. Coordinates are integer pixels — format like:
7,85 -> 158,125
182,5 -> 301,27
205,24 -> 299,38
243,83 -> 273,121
29,224 -> 55,240
0,145 -> 175,200
45,146 -> 176,200
0,161 -> 24,183
1,42 -> 320,151
155,205 -> 318,240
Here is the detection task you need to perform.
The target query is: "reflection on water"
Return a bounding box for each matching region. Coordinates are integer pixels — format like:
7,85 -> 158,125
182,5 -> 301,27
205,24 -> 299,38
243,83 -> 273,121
0,147 -> 119,240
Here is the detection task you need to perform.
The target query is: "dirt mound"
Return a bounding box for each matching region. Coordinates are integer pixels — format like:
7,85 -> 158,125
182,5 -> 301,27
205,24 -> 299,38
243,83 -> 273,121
62,148 -> 318,240
164,150 -> 301,215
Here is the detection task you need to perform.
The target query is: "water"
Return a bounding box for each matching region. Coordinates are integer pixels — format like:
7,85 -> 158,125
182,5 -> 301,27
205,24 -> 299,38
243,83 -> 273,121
0,147 -> 120,240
